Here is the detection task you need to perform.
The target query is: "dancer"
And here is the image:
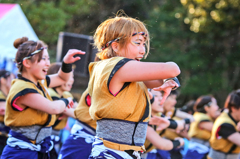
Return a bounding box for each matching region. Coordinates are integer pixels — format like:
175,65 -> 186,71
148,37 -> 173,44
47,62 -> 77,154
0,70 -> 14,156
185,95 -> 220,159
142,89 -> 185,159
208,90 -> 240,159
1,37 -> 84,159
88,13 -> 181,159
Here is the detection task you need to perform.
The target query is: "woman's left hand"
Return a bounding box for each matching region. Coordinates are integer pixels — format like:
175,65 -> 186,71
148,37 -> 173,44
63,49 -> 85,64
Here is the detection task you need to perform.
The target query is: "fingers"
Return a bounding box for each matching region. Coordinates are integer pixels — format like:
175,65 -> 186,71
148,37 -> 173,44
67,49 -> 86,55
71,56 -> 81,63
160,88 -> 171,105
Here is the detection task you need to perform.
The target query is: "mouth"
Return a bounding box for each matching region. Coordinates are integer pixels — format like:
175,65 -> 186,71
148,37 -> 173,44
135,58 -> 141,61
42,68 -> 48,74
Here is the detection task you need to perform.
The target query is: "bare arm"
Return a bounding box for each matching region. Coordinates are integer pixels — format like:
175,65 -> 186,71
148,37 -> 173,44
16,93 -> 67,114
0,101 -> 5,115
199,121 -> 213,131
115,61 -> 180,83
175,109 -> 195,122
110,61 -> 180,95
147,126 -> 174,150
143,80 -> 163,88
147,126 -> 184,150
62,108 -> 75,118
228,132 -> 240,147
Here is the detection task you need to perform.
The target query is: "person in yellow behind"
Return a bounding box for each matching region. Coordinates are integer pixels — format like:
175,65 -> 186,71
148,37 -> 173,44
1,37 -> 85,159
208,90 -> 240,159
47,62 -> 77,154
88,12 -> 181,159
0,70 -> 15,156
185,95 -> 220,159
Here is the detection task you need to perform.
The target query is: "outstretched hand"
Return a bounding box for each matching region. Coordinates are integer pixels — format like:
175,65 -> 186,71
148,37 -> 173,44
149,116 -> 170,131
63,49 -> 85,64
153,80 -> 179,105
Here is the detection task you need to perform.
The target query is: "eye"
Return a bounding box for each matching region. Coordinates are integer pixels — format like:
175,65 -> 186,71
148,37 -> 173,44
133,41 -> 140,45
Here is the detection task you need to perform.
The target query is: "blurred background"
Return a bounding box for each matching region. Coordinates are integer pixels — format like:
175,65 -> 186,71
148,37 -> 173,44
1,0 -> 240,108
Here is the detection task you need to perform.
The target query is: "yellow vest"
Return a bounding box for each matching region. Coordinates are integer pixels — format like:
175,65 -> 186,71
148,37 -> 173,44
4,78 -> 56,127
74,89 -> 97,129
48,88 -> 73,130
188,112 -> 212,140
164,107 -> 176,119
209,112 -> 240,153
88,57 -> 150,151
0,90 -> 6,123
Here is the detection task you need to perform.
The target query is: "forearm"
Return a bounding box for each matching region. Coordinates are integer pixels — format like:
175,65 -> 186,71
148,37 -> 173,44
46,101 -> 66,114
62,108 -> 75,118
143,79 -> 163,88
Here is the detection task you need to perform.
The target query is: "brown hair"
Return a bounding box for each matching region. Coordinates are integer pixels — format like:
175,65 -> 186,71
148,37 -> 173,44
47,62 -> 62,75
14,37 -> 45,72
94,12 -> 150,60
194,95 -> 213,113
224,90 -> 240,113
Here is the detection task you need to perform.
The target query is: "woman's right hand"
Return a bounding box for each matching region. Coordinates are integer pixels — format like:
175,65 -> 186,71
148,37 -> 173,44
153,80 -> 179,105
63,49 -> 85,64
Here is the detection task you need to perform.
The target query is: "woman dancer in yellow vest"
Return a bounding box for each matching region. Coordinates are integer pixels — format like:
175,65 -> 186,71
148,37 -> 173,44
185,95 -> 220,159
0,70 -> 14,156
208,90 -> 240,159
88,13 -> 181,159
47,62 -> 76,154
1,37 -> 85,159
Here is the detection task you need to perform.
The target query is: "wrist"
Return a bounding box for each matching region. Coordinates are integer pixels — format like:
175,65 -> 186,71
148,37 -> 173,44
163,77 -> 181,90
168,119 -> 178,129
172,140 -> 181,149
59,98 -> 69,108
61,61 -> 72,73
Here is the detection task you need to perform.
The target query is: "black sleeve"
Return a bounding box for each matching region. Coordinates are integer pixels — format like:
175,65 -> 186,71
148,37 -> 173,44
52,96 -> 60,101
199,119 -> 211,124
218,123 -> 237,139
11,88 -> 39,111
46,75 -> 50,87
107,58 -> 133,95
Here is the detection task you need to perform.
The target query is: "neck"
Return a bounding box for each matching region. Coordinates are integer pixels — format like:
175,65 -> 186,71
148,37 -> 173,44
21,72 -> 38,85
0,85 -> 9,97
230,111 -> 239,122
55,87 -> 64,96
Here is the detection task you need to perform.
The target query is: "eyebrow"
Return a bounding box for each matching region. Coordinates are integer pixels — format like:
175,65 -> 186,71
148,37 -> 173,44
134,38 -> 144,42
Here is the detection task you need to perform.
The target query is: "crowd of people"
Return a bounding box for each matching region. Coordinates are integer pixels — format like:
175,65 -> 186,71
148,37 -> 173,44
0,13 -> 240,159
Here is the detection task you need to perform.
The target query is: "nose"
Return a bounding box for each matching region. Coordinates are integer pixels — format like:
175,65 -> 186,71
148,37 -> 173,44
46,59 -> 50,66
139,45 -> 145,55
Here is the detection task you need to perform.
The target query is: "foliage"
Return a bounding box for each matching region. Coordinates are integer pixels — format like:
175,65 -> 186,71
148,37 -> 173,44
1,0 -> 240,106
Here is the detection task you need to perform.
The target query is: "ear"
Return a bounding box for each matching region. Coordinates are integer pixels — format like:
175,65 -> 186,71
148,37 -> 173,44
204,105 -> 209,112
22,59 -> 31,69
111,41 -> 119,52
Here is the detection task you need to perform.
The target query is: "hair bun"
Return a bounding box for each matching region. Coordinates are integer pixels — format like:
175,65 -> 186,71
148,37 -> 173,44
13,37 -> 28,49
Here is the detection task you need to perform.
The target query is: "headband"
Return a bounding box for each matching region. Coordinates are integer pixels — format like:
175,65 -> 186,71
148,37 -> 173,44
17,47 -> 47,65
102,32 -> 147,50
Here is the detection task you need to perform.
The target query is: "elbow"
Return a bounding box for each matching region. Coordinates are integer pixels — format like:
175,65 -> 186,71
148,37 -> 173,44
168,62 -> 181,77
